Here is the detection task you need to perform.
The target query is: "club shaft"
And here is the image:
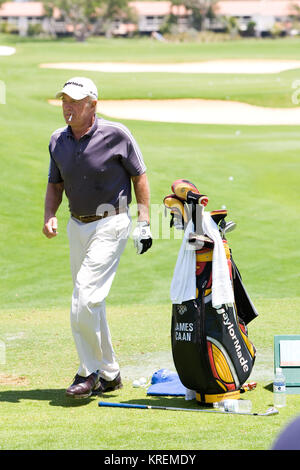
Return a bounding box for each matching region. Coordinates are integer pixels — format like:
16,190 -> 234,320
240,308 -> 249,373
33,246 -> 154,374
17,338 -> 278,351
98,402 -> 278,416
98,402 -> 219,412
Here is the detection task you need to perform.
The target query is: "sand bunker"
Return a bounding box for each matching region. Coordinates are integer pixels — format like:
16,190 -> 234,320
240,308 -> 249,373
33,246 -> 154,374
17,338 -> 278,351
40,60 -> 300,74
49,98 -> 300,125
0,46 -> 16,56
45,59 -> 300,124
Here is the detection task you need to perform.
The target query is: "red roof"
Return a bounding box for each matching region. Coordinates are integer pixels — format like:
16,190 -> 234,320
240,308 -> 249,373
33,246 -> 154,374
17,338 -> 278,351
0,1 -> 189,18
129,1 -> 189,16
216,1 -> 300,17
1,0 -> 300,18
0,2 -> 45,17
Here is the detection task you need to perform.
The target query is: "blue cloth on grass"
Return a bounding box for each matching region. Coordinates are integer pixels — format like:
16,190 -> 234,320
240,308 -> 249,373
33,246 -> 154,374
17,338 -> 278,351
147,368 -> 186,396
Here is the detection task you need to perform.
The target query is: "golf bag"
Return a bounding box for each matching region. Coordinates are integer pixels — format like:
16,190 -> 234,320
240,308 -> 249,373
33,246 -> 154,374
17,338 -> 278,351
164,179 -> 258,404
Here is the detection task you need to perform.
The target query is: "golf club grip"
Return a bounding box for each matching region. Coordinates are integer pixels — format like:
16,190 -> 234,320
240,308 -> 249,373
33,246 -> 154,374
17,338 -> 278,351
98,402 -> 148,409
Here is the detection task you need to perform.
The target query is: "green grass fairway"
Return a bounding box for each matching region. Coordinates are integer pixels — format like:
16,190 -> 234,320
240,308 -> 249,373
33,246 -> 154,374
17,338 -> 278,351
1,300 -> 300,450
0,35 -> 300,451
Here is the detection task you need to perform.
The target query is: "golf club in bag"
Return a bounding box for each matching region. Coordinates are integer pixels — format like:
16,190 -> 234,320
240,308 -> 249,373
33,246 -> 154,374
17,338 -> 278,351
163,179 -> 258,405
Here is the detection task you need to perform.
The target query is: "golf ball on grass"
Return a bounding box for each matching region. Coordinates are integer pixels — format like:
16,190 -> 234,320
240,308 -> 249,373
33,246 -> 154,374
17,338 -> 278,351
132,377 -> 148,388
132,380 -> 140,388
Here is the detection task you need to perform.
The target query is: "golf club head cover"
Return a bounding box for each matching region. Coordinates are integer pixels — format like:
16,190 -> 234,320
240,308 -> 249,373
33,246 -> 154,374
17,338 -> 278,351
171,179 -> 209,207
210,209 -> 228,226
132,221 -> 153,254
163,194 -> 188,229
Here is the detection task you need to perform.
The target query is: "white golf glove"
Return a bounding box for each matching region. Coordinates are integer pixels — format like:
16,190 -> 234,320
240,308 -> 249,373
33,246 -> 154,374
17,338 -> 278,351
132,221 -> 153,254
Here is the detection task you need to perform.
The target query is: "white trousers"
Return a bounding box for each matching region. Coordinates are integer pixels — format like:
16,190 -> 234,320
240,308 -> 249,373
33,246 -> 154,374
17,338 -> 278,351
67,212 -> 131,379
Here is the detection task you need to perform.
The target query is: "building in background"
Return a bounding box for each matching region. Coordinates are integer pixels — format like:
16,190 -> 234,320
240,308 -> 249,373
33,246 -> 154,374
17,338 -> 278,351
0,0 -> 300,37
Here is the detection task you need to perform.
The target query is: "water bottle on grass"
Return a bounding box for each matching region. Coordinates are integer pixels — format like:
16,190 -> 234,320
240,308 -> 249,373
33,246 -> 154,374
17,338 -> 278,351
273,367 -> 286,408
213,399 -> 252,413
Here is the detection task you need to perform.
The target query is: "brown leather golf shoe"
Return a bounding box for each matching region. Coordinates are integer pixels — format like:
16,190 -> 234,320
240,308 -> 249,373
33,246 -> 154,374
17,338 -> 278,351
92,372 -> 123,395
66,371 -> 100,399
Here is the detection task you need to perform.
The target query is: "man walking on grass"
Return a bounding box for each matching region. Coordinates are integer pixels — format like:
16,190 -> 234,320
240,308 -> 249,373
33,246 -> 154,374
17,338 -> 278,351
43,77 -> 152,399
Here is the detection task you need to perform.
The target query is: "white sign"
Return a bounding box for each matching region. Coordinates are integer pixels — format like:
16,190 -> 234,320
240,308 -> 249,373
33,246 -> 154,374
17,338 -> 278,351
280,340 -> 300,366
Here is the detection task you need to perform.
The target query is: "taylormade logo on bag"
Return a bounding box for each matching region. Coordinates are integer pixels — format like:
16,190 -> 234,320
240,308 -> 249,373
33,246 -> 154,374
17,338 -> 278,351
217,307 -> 249,373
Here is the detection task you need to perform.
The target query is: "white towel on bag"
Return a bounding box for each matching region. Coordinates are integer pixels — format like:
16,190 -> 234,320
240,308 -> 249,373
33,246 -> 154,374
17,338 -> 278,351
170,213 -> 234,308
170,220 -> 196,304
202,212 -> 234,307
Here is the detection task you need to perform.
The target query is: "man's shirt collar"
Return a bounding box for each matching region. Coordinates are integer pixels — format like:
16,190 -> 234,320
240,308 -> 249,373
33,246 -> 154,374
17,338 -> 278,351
66,115 -> 98,140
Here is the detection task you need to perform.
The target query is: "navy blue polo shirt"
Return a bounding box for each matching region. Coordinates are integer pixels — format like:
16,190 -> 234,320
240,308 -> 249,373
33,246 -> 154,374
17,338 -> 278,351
48,116 -> 146,216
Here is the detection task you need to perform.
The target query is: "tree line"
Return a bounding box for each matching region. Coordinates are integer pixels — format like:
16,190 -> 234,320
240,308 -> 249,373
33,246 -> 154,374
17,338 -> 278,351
42,0 -> 218,41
